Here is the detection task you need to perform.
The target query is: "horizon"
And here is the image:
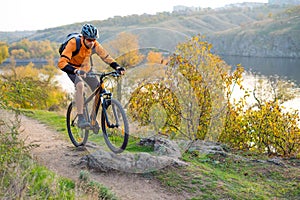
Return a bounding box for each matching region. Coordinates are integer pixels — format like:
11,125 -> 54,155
1,0 -> 268,32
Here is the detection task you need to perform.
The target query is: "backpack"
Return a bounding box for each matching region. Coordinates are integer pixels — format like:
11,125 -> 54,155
58,33 -> 82,57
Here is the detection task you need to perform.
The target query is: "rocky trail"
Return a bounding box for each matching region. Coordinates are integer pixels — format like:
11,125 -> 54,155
18,115 -> 184,200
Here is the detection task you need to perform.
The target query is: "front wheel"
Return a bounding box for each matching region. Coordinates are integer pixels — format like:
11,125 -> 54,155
101,98 -> 129,153
66,102 -> 89,147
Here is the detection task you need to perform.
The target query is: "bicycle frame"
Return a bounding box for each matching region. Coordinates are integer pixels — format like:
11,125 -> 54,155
82,86 -> 101,128
67,70 -> 129,152
82,72 -> 117,129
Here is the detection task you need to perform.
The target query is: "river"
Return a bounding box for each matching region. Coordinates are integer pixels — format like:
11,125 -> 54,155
221,56 -> 300,112
2,56 -> 300,111
222,56 -> 300,86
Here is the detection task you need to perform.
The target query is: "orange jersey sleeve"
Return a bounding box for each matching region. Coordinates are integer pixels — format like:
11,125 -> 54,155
58,37 -> 117,73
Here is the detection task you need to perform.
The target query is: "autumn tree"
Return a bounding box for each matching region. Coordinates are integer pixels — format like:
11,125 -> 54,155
102,32 -> 144,68
165,35 -> 232,140
98,32 -> 145,102
129,35 -> 236,140
147,51 -> 163,64
0,42 -> 9,64
129,82 -> 181,137
146,51 -> 170,66
8,39 -> 57,59
220,72 -> 300,157
0,63 -> 67,110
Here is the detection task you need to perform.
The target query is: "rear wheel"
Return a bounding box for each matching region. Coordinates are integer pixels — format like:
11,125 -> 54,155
66,102 -> 89,147
101,98 -> 129,153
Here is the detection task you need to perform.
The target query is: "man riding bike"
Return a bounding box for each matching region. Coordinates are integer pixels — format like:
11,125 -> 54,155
58,23 -> 125,128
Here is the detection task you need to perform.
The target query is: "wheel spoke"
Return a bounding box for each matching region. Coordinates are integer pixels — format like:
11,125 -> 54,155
102,98 -> 129,153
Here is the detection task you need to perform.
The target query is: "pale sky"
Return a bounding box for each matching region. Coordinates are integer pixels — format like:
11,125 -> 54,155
1,0 -> 268,32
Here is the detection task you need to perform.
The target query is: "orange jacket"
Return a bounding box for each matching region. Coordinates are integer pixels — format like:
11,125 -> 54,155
58,37 -> 116,73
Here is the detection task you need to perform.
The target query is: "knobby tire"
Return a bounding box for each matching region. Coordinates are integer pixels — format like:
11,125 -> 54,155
101,98 -> 129,154
66,102 -> 89,147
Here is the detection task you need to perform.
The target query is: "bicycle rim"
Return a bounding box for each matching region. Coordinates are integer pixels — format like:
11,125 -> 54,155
66,102 -> 89,147
101,98 -> 129,153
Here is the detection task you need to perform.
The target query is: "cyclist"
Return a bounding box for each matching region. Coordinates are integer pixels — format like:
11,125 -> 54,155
58,23 -> 125,128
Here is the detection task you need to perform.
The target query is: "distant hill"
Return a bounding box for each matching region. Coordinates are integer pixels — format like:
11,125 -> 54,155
207,5 -> 300,57
0,31 -> 35,43
1,4 -> 299,58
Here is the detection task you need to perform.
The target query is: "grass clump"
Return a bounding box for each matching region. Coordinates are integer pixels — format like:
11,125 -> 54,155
0,113 -> 75,199
78,170 -> 119,200
155,151 -> 300,199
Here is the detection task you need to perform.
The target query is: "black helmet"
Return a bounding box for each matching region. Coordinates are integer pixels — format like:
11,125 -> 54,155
81,24 -> 99,39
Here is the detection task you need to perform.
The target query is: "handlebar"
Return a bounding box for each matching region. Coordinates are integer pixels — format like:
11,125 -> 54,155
86,71 -> 121,80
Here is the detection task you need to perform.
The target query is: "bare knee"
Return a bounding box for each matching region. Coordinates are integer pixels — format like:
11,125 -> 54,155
76,82 -> 84,93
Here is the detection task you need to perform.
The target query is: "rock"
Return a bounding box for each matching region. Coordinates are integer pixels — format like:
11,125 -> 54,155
188,140 -> 228,156
77,137 -> 233,173
139,136 -> 182,158
76,136 -> 189,173
80,149 -> 188,173
267,158 -> 287,167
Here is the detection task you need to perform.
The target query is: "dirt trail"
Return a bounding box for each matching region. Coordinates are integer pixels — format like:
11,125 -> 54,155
19,115 -> 183,200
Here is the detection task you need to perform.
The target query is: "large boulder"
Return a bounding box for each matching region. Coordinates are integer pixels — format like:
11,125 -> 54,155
77,137 -> 231,173
78,136 -> 187,173
80,150 -> 187,173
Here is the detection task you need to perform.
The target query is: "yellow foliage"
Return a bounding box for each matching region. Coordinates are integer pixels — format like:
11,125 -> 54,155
0,63 -> 67,110
102,32 -> 144,68
147,51 -> 163,64
0,42 -> 9,64
129,34 -> 236,140
221,93 -> 300,157
128,82 -> 181,136
8,63 -> 39,79
8,39 -> 57,59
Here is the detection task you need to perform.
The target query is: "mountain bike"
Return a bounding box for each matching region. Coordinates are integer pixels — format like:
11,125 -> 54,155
66,71 -> 129,154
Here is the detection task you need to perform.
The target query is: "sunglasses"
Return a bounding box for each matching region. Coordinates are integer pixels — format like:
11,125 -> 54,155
86,38 -> 96,42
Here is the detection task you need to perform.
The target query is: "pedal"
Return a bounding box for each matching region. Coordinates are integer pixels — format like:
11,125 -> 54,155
93,125 -> 100,134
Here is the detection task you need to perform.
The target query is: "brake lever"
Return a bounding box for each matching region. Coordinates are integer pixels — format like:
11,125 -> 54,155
112,71 -> 121,77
